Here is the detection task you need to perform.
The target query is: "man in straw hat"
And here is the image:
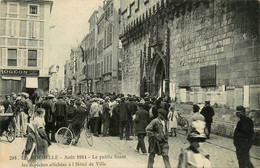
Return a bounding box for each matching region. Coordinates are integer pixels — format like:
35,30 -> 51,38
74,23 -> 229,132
234,106 -> 254,168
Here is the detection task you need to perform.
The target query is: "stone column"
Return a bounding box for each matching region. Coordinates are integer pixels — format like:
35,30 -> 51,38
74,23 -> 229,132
164,27 -> 170,97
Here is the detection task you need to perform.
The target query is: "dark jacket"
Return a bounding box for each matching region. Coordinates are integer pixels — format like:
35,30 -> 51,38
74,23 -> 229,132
102,102 -> 110,120
119,102 -> 130,121
24,99 -> 33,116
127,101 -> 138,116
146,118 -> 169,155
150,106 -> 159,121
234,115 -> 254,148
42,100 -> 54,123
160,101 -> 169,112
66,105 -> 76,120
143,101 -> 152,112
135,108 -> 149,134
55,99 -> 67,117
2,99 -> 11,113
72,106 -> 87,125
200,106 -> 215,123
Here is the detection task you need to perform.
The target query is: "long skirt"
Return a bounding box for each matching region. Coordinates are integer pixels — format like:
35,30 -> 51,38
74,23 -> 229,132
109,115 -> 119,136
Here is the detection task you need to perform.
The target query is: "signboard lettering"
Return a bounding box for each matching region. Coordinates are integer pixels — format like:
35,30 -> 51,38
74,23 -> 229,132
0,69 -> 39,76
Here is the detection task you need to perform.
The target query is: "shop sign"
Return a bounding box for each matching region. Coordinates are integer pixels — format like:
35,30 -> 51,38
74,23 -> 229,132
0,69 -> 39,76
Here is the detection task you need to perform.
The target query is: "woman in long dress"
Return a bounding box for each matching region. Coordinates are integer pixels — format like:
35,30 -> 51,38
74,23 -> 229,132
23,108 -> 51,162
167,105 -> 178,137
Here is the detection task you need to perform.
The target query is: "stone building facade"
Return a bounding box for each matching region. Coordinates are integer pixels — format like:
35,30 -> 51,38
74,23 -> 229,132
95,0 -> 121,94
0,0 -> 53,96
86,11 -> 98,93
119,0 -> 260,110
67,0 -> 123,95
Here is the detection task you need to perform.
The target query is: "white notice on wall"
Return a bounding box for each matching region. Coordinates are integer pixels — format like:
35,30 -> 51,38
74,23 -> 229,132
244,85 -> 250,108
26,77 -> 38,88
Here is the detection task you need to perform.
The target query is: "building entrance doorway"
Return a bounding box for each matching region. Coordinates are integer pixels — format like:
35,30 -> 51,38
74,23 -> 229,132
154,59 -> 165,97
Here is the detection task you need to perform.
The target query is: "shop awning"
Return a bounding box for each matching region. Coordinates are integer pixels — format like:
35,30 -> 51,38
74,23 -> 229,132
26,77 -> 38,88
1,76 -> 21,80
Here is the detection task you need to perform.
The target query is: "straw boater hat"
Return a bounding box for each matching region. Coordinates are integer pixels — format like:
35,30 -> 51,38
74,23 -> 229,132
47,94 -> 55,98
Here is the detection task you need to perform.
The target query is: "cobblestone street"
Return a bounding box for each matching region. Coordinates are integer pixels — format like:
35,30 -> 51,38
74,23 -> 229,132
1,128 -> 259,168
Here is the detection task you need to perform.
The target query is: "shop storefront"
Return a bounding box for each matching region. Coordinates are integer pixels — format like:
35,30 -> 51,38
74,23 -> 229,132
0,69 -> 49,97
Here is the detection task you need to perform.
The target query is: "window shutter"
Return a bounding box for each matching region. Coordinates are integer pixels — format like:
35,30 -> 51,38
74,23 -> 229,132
7,20 -> 12,36
23,49 -> 28,67
17,49 -> 22,66
15,21 -> 19,36
1,48 -> 7,66
32,21 -> 36,38
37,50 -> 42,67
13,21 -> 17,36
34,22 -> 40,38
28,21 -> 33,38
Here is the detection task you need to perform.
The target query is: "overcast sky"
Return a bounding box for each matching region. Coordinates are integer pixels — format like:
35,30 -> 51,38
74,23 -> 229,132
49,0 -> 103,66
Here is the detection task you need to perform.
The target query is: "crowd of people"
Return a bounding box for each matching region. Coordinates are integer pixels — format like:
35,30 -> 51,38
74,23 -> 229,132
0,91 -> 255,168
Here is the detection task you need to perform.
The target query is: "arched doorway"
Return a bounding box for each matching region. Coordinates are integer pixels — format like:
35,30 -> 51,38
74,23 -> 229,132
154,59 -> 165,97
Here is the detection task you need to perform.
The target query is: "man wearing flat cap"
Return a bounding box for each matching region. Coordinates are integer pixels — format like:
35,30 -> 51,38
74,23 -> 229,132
234,106 -> 254,168
200,101 -> 215,139
146,108 -> 171,168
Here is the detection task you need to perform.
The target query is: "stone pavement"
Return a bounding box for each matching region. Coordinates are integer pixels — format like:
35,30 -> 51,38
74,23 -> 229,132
0,129 -> 260,168
77,128 -> 260,168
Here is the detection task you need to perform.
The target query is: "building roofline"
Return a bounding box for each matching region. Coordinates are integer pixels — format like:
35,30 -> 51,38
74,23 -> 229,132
3,0 -> 53,13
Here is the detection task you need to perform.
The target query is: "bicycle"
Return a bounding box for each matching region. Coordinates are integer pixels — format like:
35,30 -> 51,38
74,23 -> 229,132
177,114 -> 189,134
55,121 -> 93,147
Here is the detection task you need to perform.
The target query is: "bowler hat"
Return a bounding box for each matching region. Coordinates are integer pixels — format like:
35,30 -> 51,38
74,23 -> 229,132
205,101 -> 210,105
236,105 -> 245,115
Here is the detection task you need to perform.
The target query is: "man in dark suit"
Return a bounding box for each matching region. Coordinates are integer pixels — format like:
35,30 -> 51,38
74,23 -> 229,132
71,100 -> 87,145
146,109 -> 171,168
234,106 -> 254,168
200,101 -> 215,139
135,101 -> 149,154
42,94 -> 55,141
119,97 -> 132,140
127,97 -> 138,135
55,96 -> 67,129
24,93 -> 33,123
102,97 -> 110,137
66,98 -> 76,123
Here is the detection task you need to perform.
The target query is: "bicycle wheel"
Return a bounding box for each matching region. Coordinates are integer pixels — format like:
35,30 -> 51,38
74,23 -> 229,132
84,128 -> 93,146
55,127 -> 73,146
7,122 -> 15,143
179,117 -> 189,131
